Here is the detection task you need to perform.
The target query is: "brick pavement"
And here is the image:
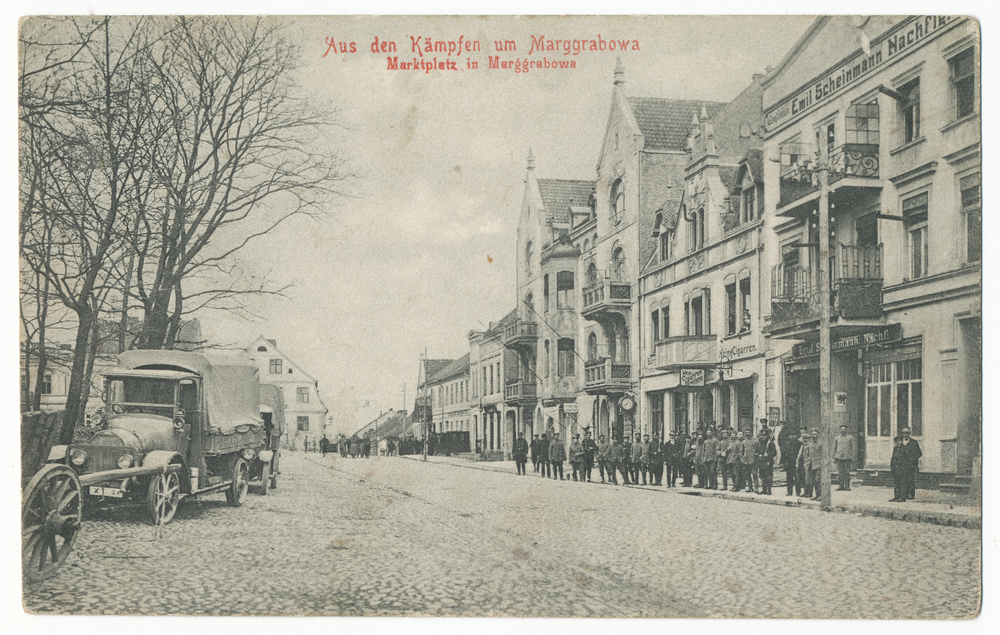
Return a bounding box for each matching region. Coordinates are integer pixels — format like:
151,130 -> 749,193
403,454 -> 982,529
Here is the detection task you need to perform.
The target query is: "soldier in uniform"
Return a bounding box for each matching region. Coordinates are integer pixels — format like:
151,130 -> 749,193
663,432 -> 682,487
530,434 -> 541,473
740,429 -> 758,493
629,433 -> 643,485
648,435 -> 664,486
621,435 -> 633,485
607,436 -> 625,485
638,434 -> 652,485
781,429 -> 803,496
681,435 -> 696,487
728,429 -> 744,491
537,433 -> 551,478
568,433 -> 584,481
702,428 -> 719,490
581,430 -> 598,483
548,432 -> 566,480
595,434 -> 610,483
513,432 -> 529,475
757,430 -> 777,494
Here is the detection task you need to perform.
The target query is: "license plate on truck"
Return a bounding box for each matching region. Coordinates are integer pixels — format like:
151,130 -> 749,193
89,486 -> 123,498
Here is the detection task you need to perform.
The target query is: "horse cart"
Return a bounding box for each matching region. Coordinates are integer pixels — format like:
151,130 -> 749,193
22,350 -> 279,583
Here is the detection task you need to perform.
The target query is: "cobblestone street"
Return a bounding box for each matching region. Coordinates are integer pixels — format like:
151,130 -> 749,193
23,452 -> 980,618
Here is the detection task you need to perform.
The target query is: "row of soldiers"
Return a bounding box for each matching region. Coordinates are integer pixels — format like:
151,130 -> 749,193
519,425 -> 784,494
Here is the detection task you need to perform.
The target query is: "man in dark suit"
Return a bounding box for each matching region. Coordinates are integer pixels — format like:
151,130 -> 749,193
648,435 -> 664,486
530,434 -> 541,473
581,430 -> 598,483
781,430 -> 803,496
537,434 -> 551,478
663,433 -> 682,487
900,426 -> 922,500
513,432 -> 529,475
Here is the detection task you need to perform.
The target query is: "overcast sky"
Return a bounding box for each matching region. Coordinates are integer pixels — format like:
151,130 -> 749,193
185,15 -> 819,436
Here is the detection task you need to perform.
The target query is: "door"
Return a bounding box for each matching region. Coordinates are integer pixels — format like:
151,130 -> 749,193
865,360 -> 923,468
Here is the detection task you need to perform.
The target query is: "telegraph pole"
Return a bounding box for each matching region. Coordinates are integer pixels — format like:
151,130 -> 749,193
818,144 -> 833,510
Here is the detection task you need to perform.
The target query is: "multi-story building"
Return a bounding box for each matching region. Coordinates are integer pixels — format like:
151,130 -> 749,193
637,75 -> 773,438
246,336 -> 330,451
425,354 -> 471,448
470,311 -> 518,457
760,16 -> 980,478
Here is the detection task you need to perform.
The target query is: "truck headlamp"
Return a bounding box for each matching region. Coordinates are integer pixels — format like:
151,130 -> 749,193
70,449 -> 87,466
117,454 -> 134,469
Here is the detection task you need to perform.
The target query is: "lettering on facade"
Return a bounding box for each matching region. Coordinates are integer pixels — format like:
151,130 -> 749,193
719,342 -> 758,363
764,16 -> 956,132
791,324 -> 901,359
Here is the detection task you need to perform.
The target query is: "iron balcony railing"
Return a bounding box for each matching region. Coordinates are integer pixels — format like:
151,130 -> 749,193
779,142 -> 880,208
584,358 -> 631,391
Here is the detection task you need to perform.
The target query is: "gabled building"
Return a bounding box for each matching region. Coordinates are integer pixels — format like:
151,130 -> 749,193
471,310 -> 518,457
246,336 -> 330,451
760,16 -> 980,478
425,353 -> 471,451
637,73 -> 773,437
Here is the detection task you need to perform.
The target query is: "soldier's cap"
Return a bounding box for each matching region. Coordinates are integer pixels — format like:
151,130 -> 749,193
893,436 -> 902,441
760,418 -> 769,423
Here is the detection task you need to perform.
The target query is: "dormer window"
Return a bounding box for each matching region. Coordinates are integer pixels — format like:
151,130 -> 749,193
740,182 -> 756,224
660,229 -> 674,261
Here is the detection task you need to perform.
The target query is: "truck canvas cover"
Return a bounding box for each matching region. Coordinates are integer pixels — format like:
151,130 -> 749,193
259,383 -> 285,438
115,350 -> 263,434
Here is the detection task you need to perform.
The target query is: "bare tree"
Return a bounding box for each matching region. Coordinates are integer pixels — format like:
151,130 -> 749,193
132,16 -> 346,349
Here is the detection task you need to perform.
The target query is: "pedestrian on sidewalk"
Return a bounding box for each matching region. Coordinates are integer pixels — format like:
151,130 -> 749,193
740,429 -> 758,493
900,427 -> 922,500
582,431 -> 598,482
692,432 -> 707,488
801,432 -> 822,500
703,428 -> 719,490
781,430 -> 803,496
569,434 -> 584,481
538,434 -> 551,478
890,435 -> 907,502
629,434 -> 643,485
681,435 -> 696,487
757,430 -> 776,495
834,424 -> 857,491
648,435 -> 664,486
513,432 -> 529,475
549,432 -> 566,480
717,429 -> 731,490
608,436 -> 626,484
727,430 -> 743,491
638,434 -> 652,485
596,434 -> 610,483
531,434 -> 541,473
320,434 -> 329,457
664,432 -> 681,487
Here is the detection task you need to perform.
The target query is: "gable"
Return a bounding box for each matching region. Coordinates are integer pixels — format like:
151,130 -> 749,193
536,179 -> 595,225
628,97 -> 727,151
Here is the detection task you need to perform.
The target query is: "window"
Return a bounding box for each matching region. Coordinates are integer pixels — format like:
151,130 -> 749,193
543,274 -> 550,313
586,262 -> 599,287
482,367 -> 487,395
489,364 -> 494,394
662,306 -> 670,339
42,374 -> 52,395
650,393 -> 664,439
725,283 -> 737,335
816,121 -> 835,159
739,278 -> 751,333
269,359 -> 282,374
903,192 -> 928,278
558,339 -> 575,376
856,214 -> 878,247
951,48 -> 976,119
740,185 -> 756,224
297,387 -> 309,403
899,78 -> 920,144
297,416 -> 310,431
691,208 -> 706,251
690,296 -> 703,336
544,340 -> 550,377
524,292 -> 534,315
588,332 -> 598,362
660,229 -> 674,261
612,248 -> 627,283
867,359 -> 922,438
651,309 -> 660,342
257,346 -> 267,352
556,270 -> 575,310
610,179 -> 624,223
525,241 -> 533,275
846,102 -> 880,145
961,172 -> 981,263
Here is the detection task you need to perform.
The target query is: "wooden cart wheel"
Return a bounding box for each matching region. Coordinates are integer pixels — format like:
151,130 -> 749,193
22,464 -> 83,583
146,471 -> 181,525
225,457 -> 249,507
257,463 -> 270,496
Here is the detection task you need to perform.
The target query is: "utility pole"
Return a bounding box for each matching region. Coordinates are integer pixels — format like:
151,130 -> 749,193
818,143 -> 833,510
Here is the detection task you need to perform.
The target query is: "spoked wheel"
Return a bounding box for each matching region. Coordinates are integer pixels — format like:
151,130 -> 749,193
257,463 -> 270,496
22,464 -> 83,583
225,457 -> 249,507
146,471 -> 181,526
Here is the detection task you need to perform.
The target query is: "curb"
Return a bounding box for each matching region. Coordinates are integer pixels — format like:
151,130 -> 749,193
398,455 -> 981,530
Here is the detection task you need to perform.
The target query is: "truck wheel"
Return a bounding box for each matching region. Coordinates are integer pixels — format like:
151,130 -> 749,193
22,464 -> 82,583
225,457 -> 249,507
257,463 -> 270,496
146,472 -> 181,525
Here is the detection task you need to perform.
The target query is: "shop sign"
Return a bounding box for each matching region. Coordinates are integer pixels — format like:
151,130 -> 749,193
768,407 -> 780,425
764,16 -> 957,132
719,342 -> 758,363
680,369 -> 705,387
562,402 -> 578,414
834,392 -> 848,412
792,324 -> 901,359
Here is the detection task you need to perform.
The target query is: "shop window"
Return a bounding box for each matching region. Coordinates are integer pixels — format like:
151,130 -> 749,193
898,78 -> 920,144
866,360 -> 922,438
269,359 -> 282,374
672,392 -> 688,435
650,393 -> 664,439
556,270 -> 575,310
950,48 -> 976,120
557,339 -> 575,377
961,172 -> 981,263
297,416 -> 309,431
903,192 -> 928,279
297,387 -> 309,403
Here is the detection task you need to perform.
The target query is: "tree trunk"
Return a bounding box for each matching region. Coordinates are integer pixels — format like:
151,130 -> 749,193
58,306 -> 95,445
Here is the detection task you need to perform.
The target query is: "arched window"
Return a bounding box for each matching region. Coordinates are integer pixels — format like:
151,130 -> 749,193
525,241 -> 533,275
588,332 -> 599,362
524,292 -> 534,314
544,340 -> 551,377
610,179 -> 624,223
691,208 -> 706,251
543,274 -> 550,312
586,262 -> 599,287
612,247 -> 627,282
257,346 -> 267,352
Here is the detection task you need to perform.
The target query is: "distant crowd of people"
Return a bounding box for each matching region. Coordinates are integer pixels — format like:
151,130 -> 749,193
312,435 -> 399,459
509,421 -> 912,500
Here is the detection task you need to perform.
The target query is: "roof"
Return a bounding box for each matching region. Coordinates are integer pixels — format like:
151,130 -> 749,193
655,199 -> 682,233
422,359 -> 453,384
627,97 -> 727,151
536,179 -> 595,224
428,353 -> 470,384
718,166 -> 738,191
742,149 -> 765,186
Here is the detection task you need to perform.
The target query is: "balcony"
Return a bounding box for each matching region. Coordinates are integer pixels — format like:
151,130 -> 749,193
767,243 -> 884,337
584,358 -> 631,394
653,335 -> 719,370
504,379 -> 537,405
501,318 -> 537,349
581,279 -> 631,323
779,143 -> 881,211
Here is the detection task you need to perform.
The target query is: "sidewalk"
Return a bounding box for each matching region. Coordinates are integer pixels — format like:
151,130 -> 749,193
399,454 -> 981,529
